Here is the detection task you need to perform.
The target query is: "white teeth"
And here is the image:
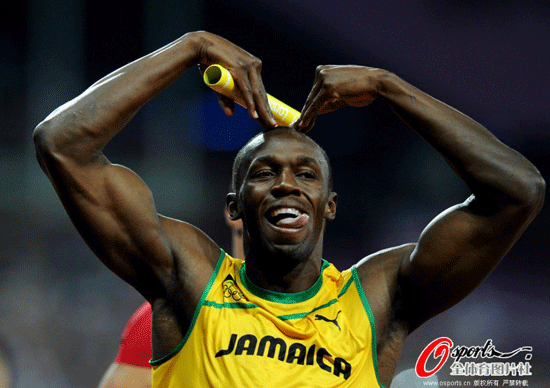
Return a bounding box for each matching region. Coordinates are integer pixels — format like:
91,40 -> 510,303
271,208 -> 301,218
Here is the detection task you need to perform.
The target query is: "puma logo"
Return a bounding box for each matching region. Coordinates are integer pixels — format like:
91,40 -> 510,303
314,310 -> 342,331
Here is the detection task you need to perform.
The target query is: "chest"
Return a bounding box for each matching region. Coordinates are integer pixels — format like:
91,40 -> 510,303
159,262 -> 384,387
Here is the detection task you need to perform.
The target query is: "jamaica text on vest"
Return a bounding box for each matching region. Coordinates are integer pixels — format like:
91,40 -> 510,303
215,333 -> 351,380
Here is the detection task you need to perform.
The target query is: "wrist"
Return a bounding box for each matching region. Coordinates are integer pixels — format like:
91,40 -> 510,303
181,31 -> 210,65
373,69 -> 401,101
375,71 -> 422,108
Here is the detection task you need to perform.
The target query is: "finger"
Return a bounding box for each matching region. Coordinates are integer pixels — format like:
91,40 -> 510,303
232,66 -> 277,128
231,70 -> 257,118
296,116 -> 316,133
295,80 -> 322,130
217,93 -> 235,116
317,97 -> 346,115
197,63 -> 208,76
298,94 -> 345,131
247,69 -> 277,128
229,65 -> 263,121
297,83 -> 329,130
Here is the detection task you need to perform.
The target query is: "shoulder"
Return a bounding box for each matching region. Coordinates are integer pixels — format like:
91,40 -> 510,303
159,215 -> 221,268
353,243 -> 416,334
354,243 -> 416,285
131,215 -> 220,301
352,244 -> 417,378
147,221 -> 225,360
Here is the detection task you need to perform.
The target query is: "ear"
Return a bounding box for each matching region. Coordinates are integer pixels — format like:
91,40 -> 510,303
226,193 -> 242,220
324,192 -> 337,221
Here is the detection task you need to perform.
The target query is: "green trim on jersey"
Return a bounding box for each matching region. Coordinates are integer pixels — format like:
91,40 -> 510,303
152,255 -> 385,387
351,266 -> 386,388
203,300 -> 259,310
239,259 -> 331,304
150,249 -> 226,367
277,276 -> 354,321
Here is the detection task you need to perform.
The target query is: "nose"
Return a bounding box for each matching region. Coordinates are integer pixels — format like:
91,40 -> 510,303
271,169 -> 301,197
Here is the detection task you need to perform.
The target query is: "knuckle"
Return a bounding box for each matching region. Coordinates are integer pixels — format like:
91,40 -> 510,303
316,65 -> 329,73
317,65 -> 332,76
321,80 -> 335,93
241,58 -> 262,72
316,67 -> 333,85
252,58 -> 262,70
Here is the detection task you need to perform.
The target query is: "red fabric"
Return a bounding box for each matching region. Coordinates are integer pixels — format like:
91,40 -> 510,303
114,301 -> 152,368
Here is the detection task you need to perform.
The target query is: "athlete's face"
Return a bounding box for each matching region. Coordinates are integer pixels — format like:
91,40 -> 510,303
228,129 -> 337,260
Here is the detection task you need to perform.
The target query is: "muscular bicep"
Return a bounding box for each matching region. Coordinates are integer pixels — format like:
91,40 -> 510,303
399,195 -> 534,329
42,150 -> 173,293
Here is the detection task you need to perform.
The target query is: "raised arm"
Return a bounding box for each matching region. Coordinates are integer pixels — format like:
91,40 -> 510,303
296,65 -> 545,329
33,31 -> 276,299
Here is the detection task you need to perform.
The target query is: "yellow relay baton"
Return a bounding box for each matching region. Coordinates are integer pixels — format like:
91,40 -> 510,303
203,64 -> 300,127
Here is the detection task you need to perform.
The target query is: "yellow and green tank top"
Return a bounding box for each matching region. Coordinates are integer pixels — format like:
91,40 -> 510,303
151,250 -> 385,387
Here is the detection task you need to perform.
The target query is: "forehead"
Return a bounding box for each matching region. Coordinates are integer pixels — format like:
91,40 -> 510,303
233,129 -> 332,192
247,130 -> 326,166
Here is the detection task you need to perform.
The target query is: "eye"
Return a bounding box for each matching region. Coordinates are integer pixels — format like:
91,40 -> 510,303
251,170 -> 274,180
297,170 -> 317,180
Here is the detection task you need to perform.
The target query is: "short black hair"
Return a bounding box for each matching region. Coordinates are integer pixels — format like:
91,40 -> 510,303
230,127 -> 333,194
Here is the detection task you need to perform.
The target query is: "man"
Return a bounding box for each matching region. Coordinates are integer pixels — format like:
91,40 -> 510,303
33,31 -> 544,387
97,212 -> 243,388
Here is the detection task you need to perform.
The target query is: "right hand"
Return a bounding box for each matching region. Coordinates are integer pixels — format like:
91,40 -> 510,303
193,32 -> 277,128
295,65 -> 384,132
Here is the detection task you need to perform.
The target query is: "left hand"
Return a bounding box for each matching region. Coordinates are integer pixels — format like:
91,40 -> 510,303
195,32 -> 277,128
294,65 -> 382,132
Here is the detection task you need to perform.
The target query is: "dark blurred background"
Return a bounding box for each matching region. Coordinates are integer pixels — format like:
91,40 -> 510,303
1,0 -> 548,386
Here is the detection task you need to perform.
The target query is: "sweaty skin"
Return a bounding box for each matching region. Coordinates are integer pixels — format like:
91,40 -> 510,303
97,215 -> 243,388
294,65 -> 545,379
34,33 -> 544,387
227,129 -> 336,293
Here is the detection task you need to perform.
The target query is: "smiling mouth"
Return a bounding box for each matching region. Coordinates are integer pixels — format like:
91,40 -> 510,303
267,207 -> 310,229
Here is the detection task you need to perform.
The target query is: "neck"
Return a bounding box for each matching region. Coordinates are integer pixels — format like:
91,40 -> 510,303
231,232 -> 244,260
244,250 -> 323,293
